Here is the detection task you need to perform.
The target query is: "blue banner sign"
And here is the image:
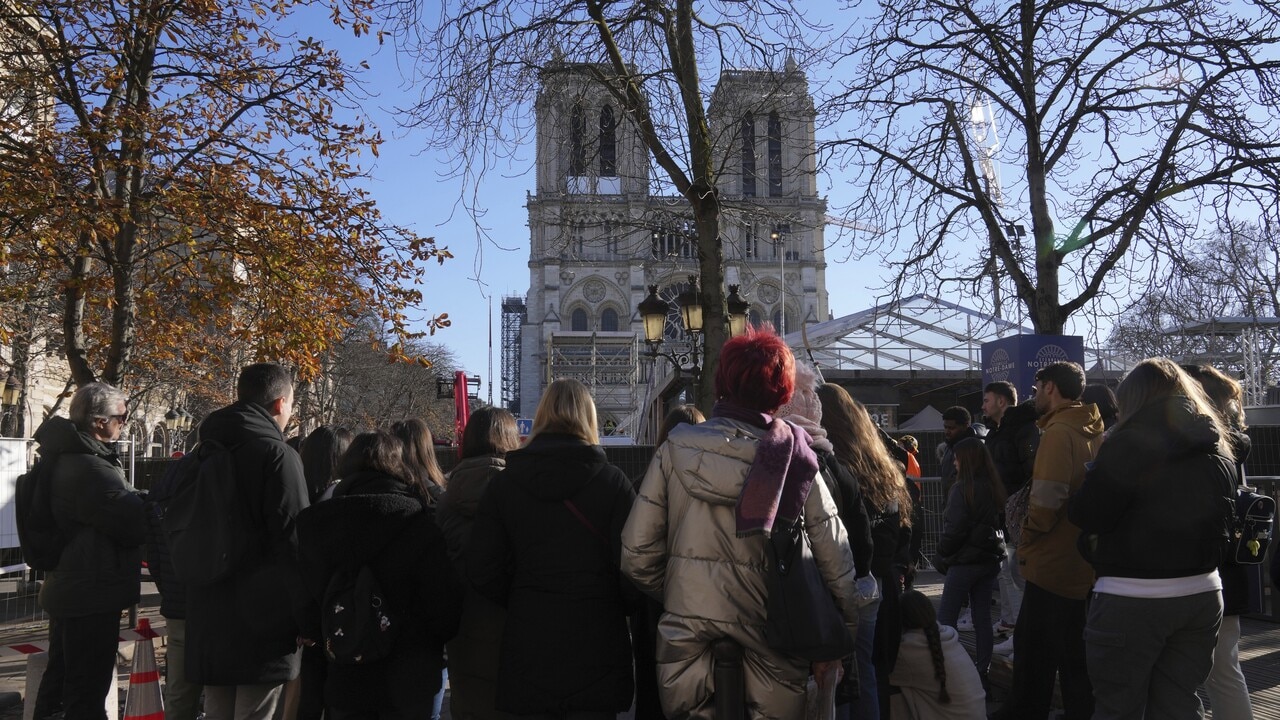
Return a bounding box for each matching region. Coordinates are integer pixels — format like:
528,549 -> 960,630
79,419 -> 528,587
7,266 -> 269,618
981,334 -> 1085,402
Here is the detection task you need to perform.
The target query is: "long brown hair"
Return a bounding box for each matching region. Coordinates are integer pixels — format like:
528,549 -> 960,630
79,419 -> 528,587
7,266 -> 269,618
390,418 -> 447,489
337,431 -> 418,496
1182,364 -> 1247,430
952,437 -> 1006,509
816,383 -> 913,526
900,590 -> 950,704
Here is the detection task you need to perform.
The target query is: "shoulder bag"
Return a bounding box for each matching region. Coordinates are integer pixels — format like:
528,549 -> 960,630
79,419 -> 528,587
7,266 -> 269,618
765,517 -> 855,661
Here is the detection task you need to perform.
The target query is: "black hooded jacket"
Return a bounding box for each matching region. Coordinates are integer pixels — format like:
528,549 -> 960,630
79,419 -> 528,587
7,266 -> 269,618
184,401 -> 308,685
984,401 -> 1040,495
296,470 -> 463,710
34,416 -> 145,617
1069,396 -> 1237,580
466,433 -> 637,714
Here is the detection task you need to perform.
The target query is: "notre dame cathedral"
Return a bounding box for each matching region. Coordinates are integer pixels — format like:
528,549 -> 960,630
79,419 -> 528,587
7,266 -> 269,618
506,59 -> 829,439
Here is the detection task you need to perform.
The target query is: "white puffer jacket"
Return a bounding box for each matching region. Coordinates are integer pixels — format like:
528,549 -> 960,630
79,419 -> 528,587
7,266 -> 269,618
621,417 -> 861,720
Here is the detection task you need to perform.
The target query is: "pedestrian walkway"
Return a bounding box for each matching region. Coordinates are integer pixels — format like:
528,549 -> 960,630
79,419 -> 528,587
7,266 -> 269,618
916,569 -> 1280,718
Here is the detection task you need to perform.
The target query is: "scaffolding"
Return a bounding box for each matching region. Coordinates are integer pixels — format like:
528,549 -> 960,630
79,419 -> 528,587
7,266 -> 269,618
546,332 -> 640,436
501,296 -> 526,415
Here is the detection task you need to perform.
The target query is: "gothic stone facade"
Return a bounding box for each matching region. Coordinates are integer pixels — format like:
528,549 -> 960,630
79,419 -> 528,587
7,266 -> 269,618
519,62 -> 828,435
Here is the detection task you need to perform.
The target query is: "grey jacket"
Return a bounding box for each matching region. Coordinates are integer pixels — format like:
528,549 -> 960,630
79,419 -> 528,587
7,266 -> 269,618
621,418 -> 861,720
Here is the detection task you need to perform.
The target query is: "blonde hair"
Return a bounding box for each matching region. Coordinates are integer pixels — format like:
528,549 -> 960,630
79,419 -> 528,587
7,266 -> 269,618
530,378 -> 599,445
1115,358 -> 1236,462
1182,364 -> 1247,430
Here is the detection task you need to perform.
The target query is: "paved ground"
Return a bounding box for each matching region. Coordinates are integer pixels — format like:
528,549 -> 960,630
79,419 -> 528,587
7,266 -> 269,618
2,573 -> 1279,719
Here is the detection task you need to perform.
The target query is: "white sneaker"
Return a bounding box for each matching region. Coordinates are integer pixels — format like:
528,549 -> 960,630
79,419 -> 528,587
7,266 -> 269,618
993,635 -> 1015,656
957,609 -> 974,631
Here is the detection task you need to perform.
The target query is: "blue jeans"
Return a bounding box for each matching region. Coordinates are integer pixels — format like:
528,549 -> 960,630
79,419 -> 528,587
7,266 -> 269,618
431,667 -> 448,720
937,562 -> 999,674
836,595 -> 881,720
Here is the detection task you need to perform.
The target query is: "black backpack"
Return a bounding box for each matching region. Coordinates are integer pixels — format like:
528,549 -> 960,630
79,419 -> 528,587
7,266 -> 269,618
1229,486 -> 1275,566
162,439 -> 252,586
15,456 -> 66,570
321,564 -> 399,665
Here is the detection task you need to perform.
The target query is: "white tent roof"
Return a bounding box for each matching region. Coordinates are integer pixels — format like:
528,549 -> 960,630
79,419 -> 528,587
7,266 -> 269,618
787,294 -> 1125,375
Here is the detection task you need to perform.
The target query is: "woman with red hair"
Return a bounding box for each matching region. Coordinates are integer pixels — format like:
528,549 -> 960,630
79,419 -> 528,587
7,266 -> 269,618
621,326 -> 864,719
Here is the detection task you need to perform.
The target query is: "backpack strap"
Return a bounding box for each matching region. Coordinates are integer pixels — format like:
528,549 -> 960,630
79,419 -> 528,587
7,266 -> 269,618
563,499 -> 608,546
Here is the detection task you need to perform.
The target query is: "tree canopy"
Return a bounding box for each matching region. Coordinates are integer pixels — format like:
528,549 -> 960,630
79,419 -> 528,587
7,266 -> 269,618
827,0 -> 1280,334
0,0 -> 450,392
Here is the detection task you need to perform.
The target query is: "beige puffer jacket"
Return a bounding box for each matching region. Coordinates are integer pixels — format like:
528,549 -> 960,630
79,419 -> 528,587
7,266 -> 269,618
621,418 -> 861,720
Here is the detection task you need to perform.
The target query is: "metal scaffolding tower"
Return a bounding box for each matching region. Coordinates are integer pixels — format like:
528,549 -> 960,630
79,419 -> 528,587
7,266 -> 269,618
501,296 -> 526,415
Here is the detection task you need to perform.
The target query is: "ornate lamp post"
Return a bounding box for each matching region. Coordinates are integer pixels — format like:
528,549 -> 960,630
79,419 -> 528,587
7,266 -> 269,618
638,278 -> 750,401
1,372 -> 19,437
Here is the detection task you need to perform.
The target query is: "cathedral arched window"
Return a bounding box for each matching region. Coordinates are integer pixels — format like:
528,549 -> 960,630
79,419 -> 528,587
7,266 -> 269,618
601,308 -> 619,332
569,103 -> 587,176
571,308 -> 588,332
599,106 -> 617,177
768,112 -> 783,197
741,114 -> 756,197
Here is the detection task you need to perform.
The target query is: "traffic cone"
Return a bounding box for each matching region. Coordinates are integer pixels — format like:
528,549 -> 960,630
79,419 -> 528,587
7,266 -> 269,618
123,619 -> 164,720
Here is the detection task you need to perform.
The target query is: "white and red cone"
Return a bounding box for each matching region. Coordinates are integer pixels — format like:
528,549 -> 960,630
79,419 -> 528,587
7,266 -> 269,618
123,618 -> 164,720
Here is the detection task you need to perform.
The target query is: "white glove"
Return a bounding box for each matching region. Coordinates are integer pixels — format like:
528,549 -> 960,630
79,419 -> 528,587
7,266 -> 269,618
854,574 -> 880,608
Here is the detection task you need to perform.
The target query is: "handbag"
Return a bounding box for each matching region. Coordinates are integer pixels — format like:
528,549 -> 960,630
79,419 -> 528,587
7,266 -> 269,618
764,517 -> 855,661
1005,483 -> 1031,546
967,521 -> 1007,561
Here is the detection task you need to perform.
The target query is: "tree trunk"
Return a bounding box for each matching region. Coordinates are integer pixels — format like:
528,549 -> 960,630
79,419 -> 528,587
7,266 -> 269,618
63,233 -> 97,388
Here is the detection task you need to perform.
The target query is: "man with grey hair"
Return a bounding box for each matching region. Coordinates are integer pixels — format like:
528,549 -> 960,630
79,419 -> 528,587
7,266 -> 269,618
31,382 -> 146,720
184,363 -> 307,720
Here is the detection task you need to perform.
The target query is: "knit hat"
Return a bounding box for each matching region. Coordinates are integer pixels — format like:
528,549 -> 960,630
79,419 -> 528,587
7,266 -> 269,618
776,360 -> 831,453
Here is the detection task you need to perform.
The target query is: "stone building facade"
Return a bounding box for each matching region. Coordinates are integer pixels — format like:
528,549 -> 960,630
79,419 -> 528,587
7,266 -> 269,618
516,61 -> 829,437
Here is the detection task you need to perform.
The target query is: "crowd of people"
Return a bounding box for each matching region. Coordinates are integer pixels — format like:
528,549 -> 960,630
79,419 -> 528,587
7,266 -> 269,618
23,328 -> 1270,720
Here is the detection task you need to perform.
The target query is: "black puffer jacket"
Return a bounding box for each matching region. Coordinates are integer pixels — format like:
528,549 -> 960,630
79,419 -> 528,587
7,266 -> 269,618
1069,396 -> 1236,580
984,402 -> 1040,495
467,433 -> 636,715
936,472 -> 1006,569
184,401 -> 309,685
34,416 -> 145,617
297,471 -> 463,712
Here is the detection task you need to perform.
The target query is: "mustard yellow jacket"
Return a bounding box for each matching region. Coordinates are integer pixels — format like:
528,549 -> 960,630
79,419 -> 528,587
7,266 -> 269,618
1018,402 -> 1105,600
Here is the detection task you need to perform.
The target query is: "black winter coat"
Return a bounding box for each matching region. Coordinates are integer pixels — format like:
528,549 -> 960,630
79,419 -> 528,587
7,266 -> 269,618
936,473 -> 1006,570
184,401 -> 309,685
984,402 -> 1040,495
818,451 -> 874,577
34,416 -> 145,617
145,458 -> 188,619
467,433 -> 637,715
297,471 -> 463,713
1069,396 -> 1236,580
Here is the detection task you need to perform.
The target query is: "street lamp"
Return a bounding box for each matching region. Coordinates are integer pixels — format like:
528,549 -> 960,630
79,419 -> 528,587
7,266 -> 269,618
770,228 -> 787,335
1,372 -> 19,437
637,275 -> 754,396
